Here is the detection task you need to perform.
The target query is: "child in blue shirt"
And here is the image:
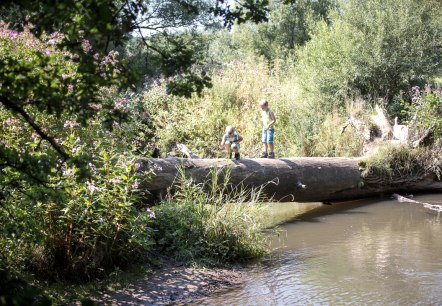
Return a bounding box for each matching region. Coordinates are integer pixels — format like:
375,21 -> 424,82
220,126 -> 243,160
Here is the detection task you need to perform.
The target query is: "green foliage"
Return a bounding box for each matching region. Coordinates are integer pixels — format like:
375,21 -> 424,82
154,169 -> 268,264
0,0 -> 273,100
208,0 -> 336,62
0,22 -> 124,125
358,141 -> 442,188
0,20 -> 127,197
296,0 -> 442,104
0,33 -> 155,278
0,100 -> 155,280
212,0 -> 270,29
359,145 -> 427,185
134,56 -> 364,158
312,110 -> 364,157
295,17 -> 357,109
406,87 -> 442,139
0,267 -> 51,306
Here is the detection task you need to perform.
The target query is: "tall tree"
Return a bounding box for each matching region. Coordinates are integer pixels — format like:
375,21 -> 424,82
296,0 -> 442,104
214,0 -> 336,61
0,0 -> 270,179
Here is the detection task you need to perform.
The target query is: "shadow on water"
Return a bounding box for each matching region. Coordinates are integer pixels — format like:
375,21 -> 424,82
282,197 -> 384,225
198,193 -> 442,306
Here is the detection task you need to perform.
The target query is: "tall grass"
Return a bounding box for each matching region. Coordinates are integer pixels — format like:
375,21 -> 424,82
140,56 -> 364,158
153,168 -> 269,265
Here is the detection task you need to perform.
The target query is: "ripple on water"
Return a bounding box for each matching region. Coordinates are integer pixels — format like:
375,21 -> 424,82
197,195 -> 442,305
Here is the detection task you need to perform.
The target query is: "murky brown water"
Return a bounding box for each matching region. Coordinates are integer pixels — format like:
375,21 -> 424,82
198,194 -> 442,305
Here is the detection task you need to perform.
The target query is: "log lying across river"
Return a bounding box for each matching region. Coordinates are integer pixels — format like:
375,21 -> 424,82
140,157 -> 442,202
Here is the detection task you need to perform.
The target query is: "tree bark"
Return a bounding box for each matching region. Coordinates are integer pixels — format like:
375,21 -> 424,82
139,157 -> 442,202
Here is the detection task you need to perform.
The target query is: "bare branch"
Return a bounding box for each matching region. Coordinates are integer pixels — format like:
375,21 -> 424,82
124,0 -> 168,59
0,96 -> 69,160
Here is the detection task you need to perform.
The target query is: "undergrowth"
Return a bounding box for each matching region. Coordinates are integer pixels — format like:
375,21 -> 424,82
359,144 -> 442,185
153,168 -> 270,265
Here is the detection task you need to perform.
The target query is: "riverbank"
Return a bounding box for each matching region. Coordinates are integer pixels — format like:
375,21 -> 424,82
94,264 -> 244,305
93,202 -> 320,305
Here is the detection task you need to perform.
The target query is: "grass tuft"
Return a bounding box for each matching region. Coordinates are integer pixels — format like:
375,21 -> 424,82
153,168 -> 269,265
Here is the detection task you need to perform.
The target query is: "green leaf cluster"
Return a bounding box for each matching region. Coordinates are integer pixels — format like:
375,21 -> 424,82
296,0 -> 442,105
154,168 -> 268,265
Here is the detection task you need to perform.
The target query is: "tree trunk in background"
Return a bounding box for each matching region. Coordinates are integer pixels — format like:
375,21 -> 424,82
139,157 -> 442,202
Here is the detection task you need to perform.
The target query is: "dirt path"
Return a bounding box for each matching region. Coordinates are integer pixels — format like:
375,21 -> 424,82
94,265 -> 244,305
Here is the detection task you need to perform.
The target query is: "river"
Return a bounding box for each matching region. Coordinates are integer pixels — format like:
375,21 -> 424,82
197,194 -> 442,305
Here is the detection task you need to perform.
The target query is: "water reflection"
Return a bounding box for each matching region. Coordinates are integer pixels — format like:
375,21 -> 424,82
198,195 -> 442,305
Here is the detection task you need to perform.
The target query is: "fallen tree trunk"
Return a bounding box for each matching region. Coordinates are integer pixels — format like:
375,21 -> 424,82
139,157 -> 442,202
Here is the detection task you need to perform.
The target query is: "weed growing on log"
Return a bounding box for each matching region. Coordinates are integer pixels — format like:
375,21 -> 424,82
359,144 -> 442,186
153,168 -> 269,265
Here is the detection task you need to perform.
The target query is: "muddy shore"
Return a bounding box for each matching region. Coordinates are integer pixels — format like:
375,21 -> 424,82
94,265 -> 244,305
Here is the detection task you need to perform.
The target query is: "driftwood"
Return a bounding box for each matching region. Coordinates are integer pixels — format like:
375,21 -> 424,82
340,115 -> 372,141
176,143 -> 200,159
371,104 -> 393,140
140,157 -> 442,202
393,117 -> 409,144
411,125 -> 433,148
393,193 -> 442,213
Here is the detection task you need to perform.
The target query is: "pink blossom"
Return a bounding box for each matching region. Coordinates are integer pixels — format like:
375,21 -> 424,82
132,180 -> 139,189
82,39 -> 92,53
72,146 -> 81,154
4,117 -> 17,126
63,168 -> 73,176
87,181 -> 101,193
145,208 -> 155,219
63,120 -> 80,128
88,103 -> 102,110
31,131 -> 39,141
88,162 -> 98,176
114,97 -> 129,110
108,177 -> 121,184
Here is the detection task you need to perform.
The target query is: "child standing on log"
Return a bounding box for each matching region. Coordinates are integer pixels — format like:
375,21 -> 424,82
220,126 -> 243,160
259,99 -> 276,158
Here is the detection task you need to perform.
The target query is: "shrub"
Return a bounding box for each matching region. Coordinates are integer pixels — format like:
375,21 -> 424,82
296,0 -> 442,104
312,110 -> 364,157
359,145 -> 428,185
0,93 -> 155,281
406,86 -> 442,140
153,169 -> 269,265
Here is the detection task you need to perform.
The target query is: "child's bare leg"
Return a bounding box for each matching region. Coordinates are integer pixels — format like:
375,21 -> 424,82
232,145 -> 240,160
262,143 -> 268,153
224,144 -> 233,158
268,143 -> 275,158
224,144 -> 231,153
261,143 -> 268,158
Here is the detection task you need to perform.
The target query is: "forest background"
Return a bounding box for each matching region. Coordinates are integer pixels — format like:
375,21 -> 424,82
0,0 -> 441,304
